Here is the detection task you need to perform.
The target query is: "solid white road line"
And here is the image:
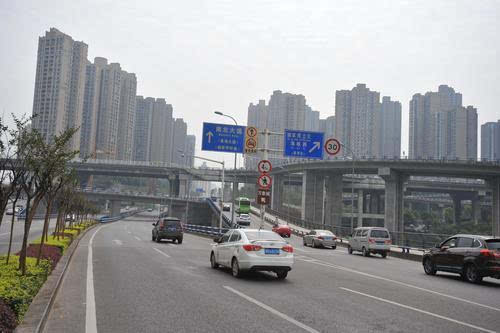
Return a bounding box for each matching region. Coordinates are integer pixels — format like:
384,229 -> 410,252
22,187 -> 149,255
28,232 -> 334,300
340,287 -> 496,333
223,286 -> 320,333
154,248 -> 170,258
134,236 -> 141,241
296,256 -> 500,312
0,232 -> 10,237
86,224 -> 110,333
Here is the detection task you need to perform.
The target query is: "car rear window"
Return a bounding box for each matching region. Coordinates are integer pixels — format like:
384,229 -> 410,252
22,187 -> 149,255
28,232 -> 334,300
240,214 -> 249,218
318,230 -> 333,236
245,231 -> 283,241
486,239 -> 500,250
370,230 -> 389,238
164,220 -> 180,227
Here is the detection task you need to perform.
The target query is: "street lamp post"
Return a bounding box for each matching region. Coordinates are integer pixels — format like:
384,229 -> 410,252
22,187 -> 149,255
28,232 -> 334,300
340,142 -> 356,233
214,111 -> 238,226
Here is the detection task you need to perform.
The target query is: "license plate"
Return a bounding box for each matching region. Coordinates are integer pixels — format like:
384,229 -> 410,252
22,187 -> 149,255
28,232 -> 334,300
324,237 -> 332,240
265,248 -> 280,255
376,241 -> 385,244
168,227 -> 176,231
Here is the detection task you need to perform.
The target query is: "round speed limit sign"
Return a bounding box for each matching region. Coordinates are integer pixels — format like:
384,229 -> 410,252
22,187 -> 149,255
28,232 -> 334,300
324,138 -> 341,156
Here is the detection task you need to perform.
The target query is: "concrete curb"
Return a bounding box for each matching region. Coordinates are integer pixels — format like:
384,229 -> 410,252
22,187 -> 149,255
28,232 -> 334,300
15,223 -> 98,333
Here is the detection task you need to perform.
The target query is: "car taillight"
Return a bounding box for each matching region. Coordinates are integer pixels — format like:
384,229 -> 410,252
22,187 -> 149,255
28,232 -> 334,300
243,244 -> 262,251
480,249 -> 500,257
282,245 -> 294,253
368,238 -> 375,243
385,240 -> 392,244
318,236 -> 324,240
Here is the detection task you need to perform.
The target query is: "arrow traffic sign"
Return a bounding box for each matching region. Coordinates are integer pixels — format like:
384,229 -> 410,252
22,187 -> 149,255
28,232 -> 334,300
284,129 -> 324,159
257,160 -> 272,174
201,122 -> 245,153
257,174 -> 272,190
324,138 -> 341,156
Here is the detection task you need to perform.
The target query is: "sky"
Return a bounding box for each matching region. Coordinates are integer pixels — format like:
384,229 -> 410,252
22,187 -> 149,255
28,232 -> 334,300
1,0 -> 499,168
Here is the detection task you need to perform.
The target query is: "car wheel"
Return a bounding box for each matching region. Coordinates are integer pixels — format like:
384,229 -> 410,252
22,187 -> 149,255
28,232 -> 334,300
232,258 -> 242,278
152,234 -> 155,241
423,258 -> 436,275
178,238 -> 183,244
348,245 -> 353,254
464,264 -> 482,283
210,252 -> 219,269
362,247 -> 370,257
381,251 -> 387,258
155,235 -> 161,243
331,246 -> 336,250
276,271 -> 288,280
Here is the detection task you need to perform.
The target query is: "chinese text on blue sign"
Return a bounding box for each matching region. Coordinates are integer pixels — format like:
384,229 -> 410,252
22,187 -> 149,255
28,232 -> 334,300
201,122 -> 245,153
284,129 -> 324,159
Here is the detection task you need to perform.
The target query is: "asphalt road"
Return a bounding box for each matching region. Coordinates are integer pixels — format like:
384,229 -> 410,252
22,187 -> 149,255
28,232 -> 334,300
44,213 -> 500,333
0,214 -> 57,255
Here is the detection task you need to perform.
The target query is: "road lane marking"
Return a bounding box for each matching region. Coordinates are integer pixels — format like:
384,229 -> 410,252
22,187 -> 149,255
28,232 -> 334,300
293,247 -> 310,253
223,286 -> 320,333
154,248 -> 170,258
134,236 -> 141,241
86,224 -> 111,333
127,231 -> 131,234
112,239 -> 123,246
0,232 -> 10,237
296,257 -> 500,313
340,287 -> 496,333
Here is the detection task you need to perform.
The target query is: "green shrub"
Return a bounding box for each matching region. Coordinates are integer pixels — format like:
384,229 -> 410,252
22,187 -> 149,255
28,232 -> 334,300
31,235 -> 72,253
0,256 -> 51,322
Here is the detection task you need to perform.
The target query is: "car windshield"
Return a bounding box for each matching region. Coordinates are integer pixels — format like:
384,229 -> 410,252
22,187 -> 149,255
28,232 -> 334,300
486,239 -> 500,250
244,231 -> 284,241
370,230 -> 390,238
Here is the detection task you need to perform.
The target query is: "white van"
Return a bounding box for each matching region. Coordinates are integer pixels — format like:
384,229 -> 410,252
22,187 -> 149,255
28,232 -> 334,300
348,227 -> 392,258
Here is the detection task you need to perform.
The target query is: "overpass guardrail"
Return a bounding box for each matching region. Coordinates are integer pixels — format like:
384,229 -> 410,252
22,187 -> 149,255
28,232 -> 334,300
253,204 -> 454,250
206,198 -> 234,228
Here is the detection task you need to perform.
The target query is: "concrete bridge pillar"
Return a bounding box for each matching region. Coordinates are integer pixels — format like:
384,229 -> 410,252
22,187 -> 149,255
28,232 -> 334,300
471,195 -> 481,225
169,176 -> 180,197
301,171 -> 325,223
271,175 -> 283,211
179,180 -> 187,198
450,194 -> 462,225
379,168 -> 407,233
325,174 -> 343,228
233,182 -> 239,200
487,178 -> 500,237
357,189 -> 364,227
110,200 -> 121,217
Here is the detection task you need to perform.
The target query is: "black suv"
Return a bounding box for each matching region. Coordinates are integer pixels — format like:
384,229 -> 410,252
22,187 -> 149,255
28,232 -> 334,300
152,217 -> 183,244
423,234 -> 500,283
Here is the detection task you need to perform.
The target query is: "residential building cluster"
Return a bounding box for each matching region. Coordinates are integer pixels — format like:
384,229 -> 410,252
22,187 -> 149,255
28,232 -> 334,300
246,83 -> 498,169
31,28 -> 195,167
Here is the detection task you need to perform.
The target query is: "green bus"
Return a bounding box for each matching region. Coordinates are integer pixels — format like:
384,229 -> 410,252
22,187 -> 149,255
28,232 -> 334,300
235,197 -> 251,214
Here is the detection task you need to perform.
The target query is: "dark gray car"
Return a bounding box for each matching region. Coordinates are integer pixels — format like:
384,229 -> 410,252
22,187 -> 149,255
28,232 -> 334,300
152,217 -> 183,243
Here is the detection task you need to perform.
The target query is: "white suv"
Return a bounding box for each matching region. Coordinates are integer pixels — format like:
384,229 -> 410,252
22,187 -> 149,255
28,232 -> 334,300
348,227 -> 392,258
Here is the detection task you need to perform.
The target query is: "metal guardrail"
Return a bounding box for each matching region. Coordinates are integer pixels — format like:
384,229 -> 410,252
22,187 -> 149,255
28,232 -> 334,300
254,204 -> 453,249
99,209 -> 142,223
184,224 -> 229,236
206,198 -> 234,228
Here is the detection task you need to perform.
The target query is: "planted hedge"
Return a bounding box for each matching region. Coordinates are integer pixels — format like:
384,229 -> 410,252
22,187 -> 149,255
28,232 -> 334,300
0,220 -> 97,327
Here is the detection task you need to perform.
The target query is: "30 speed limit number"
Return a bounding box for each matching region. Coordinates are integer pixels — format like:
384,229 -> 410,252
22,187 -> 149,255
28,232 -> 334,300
324,138 -> 341,156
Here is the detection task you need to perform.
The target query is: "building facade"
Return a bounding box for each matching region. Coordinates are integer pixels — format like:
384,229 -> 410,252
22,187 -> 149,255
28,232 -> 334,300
481,121 -> 500,161
32,28 -> 88,151
376,96 -> 402,158
133,96 -> 154,162
116,72 -> 137,161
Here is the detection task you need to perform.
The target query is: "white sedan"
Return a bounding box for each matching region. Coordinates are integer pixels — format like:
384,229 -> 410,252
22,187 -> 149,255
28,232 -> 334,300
210,229 -> 294,279
237,213 -> 251,227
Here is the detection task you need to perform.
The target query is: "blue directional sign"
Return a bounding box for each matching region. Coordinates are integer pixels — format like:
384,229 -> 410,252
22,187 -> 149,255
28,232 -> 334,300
284,129 -> 324,159
202,122 -> 245,153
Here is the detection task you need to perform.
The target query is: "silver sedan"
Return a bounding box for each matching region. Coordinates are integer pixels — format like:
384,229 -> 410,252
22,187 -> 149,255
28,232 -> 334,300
303,230 -> 337,249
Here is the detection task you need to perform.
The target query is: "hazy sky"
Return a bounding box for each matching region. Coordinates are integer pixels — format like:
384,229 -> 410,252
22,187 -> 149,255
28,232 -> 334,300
1,0 -> 499,167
